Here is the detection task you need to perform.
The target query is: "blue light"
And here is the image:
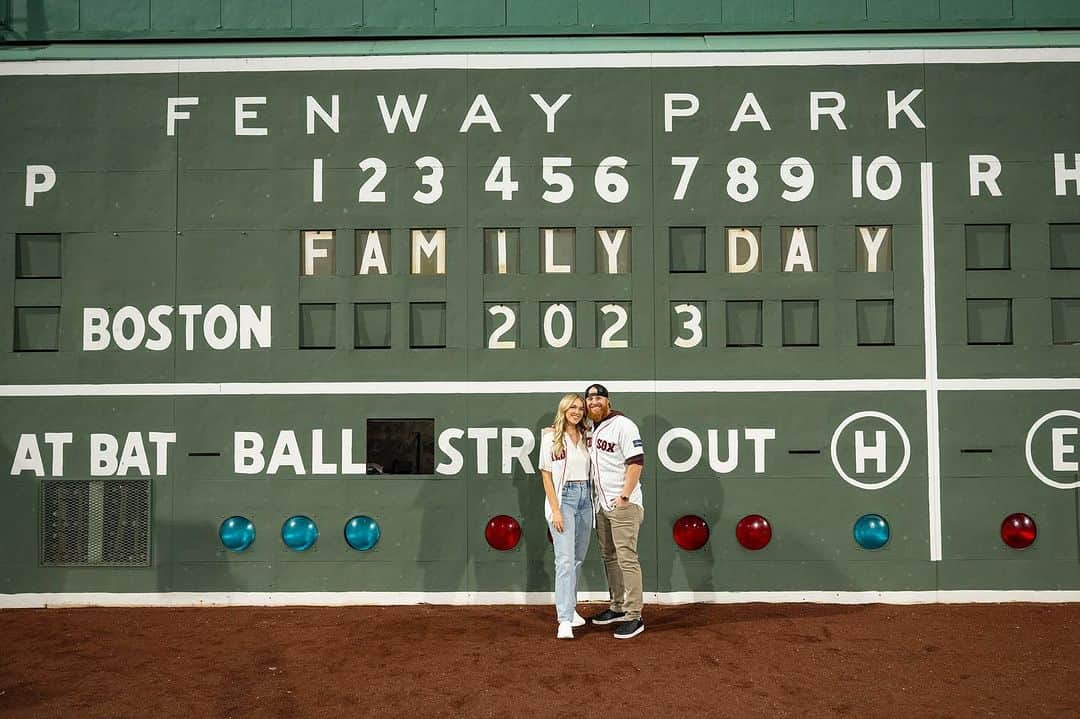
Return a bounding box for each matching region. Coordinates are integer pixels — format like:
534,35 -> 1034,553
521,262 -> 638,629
344,515 -> 381,551
281,515 -> 319,551
853,513 -> 890,550
219,516 -> 255,552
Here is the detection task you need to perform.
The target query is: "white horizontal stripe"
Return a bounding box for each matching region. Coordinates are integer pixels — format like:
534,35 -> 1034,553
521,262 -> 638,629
938,378 -> 1080,391
3,377 -> 1079,397
3,589 -> 1079,608
2,47 -> 1080,77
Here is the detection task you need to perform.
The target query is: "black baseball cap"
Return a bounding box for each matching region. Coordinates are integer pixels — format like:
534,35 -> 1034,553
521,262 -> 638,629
585,383 -> 609,398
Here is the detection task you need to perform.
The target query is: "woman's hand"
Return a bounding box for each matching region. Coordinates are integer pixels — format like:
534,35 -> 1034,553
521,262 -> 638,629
551,509 -> 564,533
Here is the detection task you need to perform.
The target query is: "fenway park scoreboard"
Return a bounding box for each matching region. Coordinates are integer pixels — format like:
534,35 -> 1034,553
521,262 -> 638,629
1,46 -> 1079,603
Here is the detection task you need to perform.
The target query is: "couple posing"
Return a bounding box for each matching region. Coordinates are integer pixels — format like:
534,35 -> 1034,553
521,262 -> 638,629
538,383 -> 645,640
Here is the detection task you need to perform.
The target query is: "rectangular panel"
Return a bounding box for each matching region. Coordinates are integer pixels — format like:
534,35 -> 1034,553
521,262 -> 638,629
15,234 -> 62,278
1050,224 -> 1080,269
966,299 -> 1013,345
299,303 -> 336,349
726,300 -> 763,346
13,306 -> 60,351
1051,298 -> 1080,344
782,300 -> 819,346
669,226 -> 706,273
965,224 -> 1010,270
354,303 -> 392,349
409,302 -> 447,348
857,299 -> 895,346
483,228 -> 520,274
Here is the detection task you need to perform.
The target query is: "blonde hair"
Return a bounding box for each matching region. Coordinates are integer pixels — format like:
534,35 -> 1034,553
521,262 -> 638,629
551,393 -> 587,459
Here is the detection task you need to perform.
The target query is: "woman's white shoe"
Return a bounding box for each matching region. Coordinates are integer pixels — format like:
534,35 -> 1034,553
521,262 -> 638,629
571,611 -> 586,627
557,622 -> 574,639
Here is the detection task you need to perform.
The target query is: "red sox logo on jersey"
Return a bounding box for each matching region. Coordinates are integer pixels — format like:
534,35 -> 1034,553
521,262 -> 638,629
594,438 -> 617,453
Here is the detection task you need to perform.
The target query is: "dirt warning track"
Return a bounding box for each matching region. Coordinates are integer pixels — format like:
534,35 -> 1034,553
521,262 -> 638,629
1,603 -> 1077,718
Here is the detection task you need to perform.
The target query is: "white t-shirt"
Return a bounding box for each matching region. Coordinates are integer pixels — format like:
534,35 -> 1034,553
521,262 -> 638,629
588,412 -> 645,511
538,429 -> 590,522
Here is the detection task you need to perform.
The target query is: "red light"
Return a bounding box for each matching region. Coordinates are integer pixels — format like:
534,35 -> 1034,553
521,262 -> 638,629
735,514 -> 772,550
485,515 -> 522,551
1000,513 -> 1036,549
673,515 -> 709,550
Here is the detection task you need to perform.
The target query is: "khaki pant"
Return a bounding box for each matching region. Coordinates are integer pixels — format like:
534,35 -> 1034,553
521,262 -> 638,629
595,503 -> 644,621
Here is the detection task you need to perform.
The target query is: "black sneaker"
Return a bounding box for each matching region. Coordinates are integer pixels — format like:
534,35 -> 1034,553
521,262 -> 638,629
613,618 -> 644,639
589,609 -> 626,625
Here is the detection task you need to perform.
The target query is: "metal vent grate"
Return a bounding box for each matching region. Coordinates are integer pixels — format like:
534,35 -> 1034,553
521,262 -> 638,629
40,479 -> 151,567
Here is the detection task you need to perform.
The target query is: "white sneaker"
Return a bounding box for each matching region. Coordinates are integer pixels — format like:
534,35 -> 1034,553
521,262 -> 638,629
557,622 -> 574,639
571,611 -> 586,628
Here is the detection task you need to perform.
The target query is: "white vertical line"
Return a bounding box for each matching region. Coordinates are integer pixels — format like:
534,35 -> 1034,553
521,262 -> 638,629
921,162 -> 943,562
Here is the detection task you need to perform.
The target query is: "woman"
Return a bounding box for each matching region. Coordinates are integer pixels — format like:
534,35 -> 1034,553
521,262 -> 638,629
539,393 -> 592,639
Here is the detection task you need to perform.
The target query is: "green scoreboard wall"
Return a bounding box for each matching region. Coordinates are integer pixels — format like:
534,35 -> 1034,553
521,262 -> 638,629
1,45 -> 1079,603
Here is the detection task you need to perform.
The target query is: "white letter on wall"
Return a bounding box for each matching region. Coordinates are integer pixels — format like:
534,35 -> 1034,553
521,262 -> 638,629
459,94 -> 501,133
10,435 -> 44,476
377,94 -> 428,133
25,165 -> 56,207
729,92 -> 771,132
658,428 -> 702,473
744,428 -> 775,473
235,97 -> 268,136
166,97 -> 199,136
1054,153 -> 1080,196
855,430 -> 887,474
306,95 -> 340,134
887,89 -> 925,129
1051,427 -> 1078,472
436,428 -> 465,475
859,227 -> 889,273
501,428 -> 536,474
664,93 -> 699,132
810,91 -> 847,131
529,93 -> 572,133
969,154 -> 1003,197
468,427 -> 499,475
234,432 -> 265,474
83,307 -> 111,351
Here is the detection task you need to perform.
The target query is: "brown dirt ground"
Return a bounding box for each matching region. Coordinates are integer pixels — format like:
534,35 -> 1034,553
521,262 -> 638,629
1,603 -> 1078,719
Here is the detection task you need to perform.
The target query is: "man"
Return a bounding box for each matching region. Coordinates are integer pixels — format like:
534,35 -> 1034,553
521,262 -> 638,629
584,383 -> 645,639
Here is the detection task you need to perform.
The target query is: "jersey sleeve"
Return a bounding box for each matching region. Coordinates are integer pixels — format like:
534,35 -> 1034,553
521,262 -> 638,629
620,419 -> 645,461
538,429 -> 554,472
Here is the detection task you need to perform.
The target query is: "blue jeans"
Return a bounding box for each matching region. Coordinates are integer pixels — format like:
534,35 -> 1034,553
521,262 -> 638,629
549,481 -> 593,623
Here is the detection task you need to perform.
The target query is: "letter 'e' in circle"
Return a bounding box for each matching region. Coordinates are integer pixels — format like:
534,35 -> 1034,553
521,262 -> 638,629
1025,410 -> 1080,490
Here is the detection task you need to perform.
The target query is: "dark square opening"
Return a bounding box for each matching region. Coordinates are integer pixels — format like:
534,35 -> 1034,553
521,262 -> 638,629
857,300 -> 895,346
354,303 -> 391,349
16,234 -> 62,278
299,303 -> 336,349
726,300 -> 762,347
1051,298 -> 1080,344
366,419 -> 435,475
1050,224 -> 1080,269
967,299 -> 1013,345
669,227 -> 706,273
782,300 -> 819,346
14,306 -> 60,351
965,225 -> 1010,270
409,302 -> 447,348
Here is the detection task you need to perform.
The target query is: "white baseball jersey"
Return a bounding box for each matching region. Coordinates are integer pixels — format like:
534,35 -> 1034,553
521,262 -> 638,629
538,429 -> 590,522
588,411 -> 645,511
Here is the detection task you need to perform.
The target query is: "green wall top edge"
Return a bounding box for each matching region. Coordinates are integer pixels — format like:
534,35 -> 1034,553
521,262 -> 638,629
3,14 -> 1080,45
3,30 -> 1080,62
